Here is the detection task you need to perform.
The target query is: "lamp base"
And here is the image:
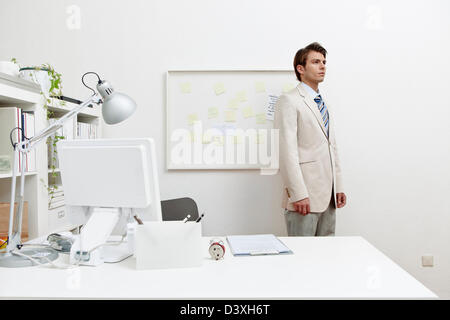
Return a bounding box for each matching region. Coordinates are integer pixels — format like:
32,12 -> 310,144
0,248 -> 59,268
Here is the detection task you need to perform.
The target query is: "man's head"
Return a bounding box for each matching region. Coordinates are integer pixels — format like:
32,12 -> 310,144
293,42 -> 327,85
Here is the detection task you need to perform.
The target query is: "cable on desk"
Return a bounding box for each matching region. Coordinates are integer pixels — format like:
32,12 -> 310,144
104,254 -> 132,264
86,234 -> 127,255
11,249 -> 78,270
18,243 -> 53,249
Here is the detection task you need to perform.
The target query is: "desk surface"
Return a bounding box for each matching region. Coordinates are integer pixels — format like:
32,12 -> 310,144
0,236 -> 437,299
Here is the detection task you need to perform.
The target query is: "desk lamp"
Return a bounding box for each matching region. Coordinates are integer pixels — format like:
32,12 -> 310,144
0,72 -> 137,267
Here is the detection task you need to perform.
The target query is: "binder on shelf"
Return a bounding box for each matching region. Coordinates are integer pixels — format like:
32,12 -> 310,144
76,122 -> 98,139
226,234 -> 293,256
0,107 -> 23,173
21,112 -> 36,172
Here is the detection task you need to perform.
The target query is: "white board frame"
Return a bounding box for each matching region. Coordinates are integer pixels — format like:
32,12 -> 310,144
166,69 -> 296,170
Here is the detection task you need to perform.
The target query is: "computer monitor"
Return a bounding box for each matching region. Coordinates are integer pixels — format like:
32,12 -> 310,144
57,138 -> 162,265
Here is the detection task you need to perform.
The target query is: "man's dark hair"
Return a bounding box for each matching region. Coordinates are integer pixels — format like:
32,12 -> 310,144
293,42 -> 327,82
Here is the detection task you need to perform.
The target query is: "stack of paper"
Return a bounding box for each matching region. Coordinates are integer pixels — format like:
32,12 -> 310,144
226,234 -> 292,256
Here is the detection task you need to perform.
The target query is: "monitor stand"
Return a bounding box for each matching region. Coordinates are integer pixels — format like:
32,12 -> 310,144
101,242 -> 133,263
69,207 -> 134,266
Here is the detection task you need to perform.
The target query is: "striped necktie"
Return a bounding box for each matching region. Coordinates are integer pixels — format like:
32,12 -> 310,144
314,94 -> 329,137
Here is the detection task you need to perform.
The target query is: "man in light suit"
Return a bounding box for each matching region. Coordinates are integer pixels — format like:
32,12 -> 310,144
274,42 -> 346,236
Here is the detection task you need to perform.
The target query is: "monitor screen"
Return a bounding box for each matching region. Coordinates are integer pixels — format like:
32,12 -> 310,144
57,138 -> 162,222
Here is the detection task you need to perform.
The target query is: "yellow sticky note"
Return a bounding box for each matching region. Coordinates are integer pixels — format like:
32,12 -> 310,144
225,110 -> 237,122
214,82 -> 225,95
242,106 -> 254,118
187,113 -> 198,125
227,98 -> 239,109
283,83 -> 296,93
255,113 -> 266,124
180,82 -> 191,93
188,131 -> 195,142
202,134 -> 212,144
212,135 -> 224,146
255,81 -> 265,93
208,107 -> 219,119
236,90 -> 247,102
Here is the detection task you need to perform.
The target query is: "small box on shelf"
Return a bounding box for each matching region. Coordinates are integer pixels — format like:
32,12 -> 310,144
0,201 -> 28,242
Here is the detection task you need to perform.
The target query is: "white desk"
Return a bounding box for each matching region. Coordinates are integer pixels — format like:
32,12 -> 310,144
0,236 -> 437,299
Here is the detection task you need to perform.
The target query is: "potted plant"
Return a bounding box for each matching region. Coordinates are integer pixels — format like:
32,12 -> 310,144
18,62 -> 62,101
0,58 -> 20,76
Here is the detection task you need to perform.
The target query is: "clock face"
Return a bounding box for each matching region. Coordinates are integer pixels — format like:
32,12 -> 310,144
209,243 -> 225,260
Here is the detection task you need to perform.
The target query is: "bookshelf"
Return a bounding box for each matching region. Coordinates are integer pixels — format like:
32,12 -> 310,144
0,72 -> 102,239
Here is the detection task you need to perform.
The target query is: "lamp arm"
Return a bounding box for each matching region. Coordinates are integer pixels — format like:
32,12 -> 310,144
6,93 -> 102,252
28,93 -> 102,148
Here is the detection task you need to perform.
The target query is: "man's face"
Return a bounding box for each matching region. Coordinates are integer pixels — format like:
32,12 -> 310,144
297,51 -> 326,83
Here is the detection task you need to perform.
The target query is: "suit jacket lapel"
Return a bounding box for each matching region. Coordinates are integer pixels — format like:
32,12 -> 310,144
296,84 -> 329,139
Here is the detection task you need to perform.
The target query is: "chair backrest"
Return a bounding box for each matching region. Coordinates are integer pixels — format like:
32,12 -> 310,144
160,197 -> 199,222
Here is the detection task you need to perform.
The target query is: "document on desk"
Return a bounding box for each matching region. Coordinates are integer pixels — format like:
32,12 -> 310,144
226,234 -> 293,256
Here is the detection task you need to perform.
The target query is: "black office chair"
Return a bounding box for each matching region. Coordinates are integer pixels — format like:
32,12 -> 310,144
160,197 -> 199,222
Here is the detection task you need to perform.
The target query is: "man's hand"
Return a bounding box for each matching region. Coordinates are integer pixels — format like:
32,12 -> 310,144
293,198 -> 310,216
336,193 -> 346,208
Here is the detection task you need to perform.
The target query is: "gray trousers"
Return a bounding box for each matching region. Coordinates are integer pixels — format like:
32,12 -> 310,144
284,195 -> 336,236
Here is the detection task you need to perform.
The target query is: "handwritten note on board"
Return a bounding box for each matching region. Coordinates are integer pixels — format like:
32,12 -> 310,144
266,95 -> 279,121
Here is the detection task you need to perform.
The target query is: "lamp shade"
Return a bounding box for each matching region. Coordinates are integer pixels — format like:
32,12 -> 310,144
97,80 -> 137,124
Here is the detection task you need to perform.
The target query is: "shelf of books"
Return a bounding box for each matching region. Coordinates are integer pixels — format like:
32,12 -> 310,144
0,71 -> 102,239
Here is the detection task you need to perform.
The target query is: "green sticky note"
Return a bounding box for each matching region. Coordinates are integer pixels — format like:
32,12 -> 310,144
214,82 -> 226,95
202,134 -> 212,144
227,98 -> 239,109
188,113 -> 198,125
225,110 -> 237,122
255,113 -> 266,124
208,107 -> 219,119
255,81 -> 265,93
236,90 -> 247,102
212,135 -> 224,145
180,82 -> 191,93
242,106 -> 254,118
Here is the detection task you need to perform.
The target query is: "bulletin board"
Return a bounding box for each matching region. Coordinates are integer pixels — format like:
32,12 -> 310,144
166,70 -> 296,170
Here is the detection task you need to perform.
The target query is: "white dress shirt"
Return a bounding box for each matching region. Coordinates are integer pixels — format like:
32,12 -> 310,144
301,81 -> 320,100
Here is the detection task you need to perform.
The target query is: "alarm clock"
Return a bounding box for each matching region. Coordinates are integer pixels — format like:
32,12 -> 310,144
209,239 -> 225,260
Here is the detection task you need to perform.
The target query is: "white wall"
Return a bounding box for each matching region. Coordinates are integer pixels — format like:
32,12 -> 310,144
1,0 -> 449,298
